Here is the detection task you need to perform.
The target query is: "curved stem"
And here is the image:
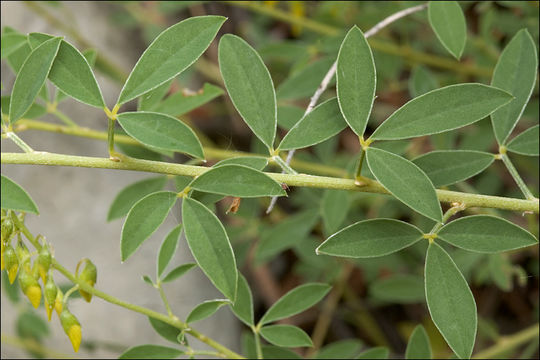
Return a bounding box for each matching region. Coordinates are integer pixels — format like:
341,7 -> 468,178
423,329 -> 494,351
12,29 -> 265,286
501,153 -> 537,201
11,215 -> 245,359
2,151 -> 538,213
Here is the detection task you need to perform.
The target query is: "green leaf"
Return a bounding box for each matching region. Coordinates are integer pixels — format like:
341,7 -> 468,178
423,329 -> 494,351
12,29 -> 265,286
47,39 -> 105,107
262,346 -> 302,359
316,219 -> 423,258
437,215 -> 538,253
366,147 -> 442,222
405,325 -> 432,359
116,112 -> 204,159
16,311 -> 49,341
1,33 -> 27,59
214,156 -> 269,171
107,176 -> 167,221
182,197 -> 237,301
189,164 -> 285,198
491,29 -> 538,144
230,274 -> 254,326
336,26 -> 376,136
412,150 -> 494,187
186,299 -> 230,323
121,191 -> 177,262
157,225 -> 182,278
409,65 -> 439,98
138,79 -> 172,111
428,1 -> 467,59
162,263 -> 197,283
277,105 -> 304,130
425,242 -> 477,359
356,347 -> 389,359
118,16 -> 226,104
1,174 -> 39,214
321,189 -> 352,236
278,98 -> 347,151
370,84 -> 513,141
506,125 -> 539,156
315,339 -> 363,359
218,34 -> 277,150
255,209 -> 320,264
119,345 -> 183,359
148,317 -> 180,344
260,325 -> 313,348
369,274 -> 425,304
1,96 -> 46,120
276,57 -> 335,101
9,37 -> 61,123
153,83 -> 224,116
4,30 -> 31,74
259,283 -> 330,325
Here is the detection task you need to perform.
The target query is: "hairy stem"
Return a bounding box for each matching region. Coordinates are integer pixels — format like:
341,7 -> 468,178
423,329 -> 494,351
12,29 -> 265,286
501,153 -> 537,201
2,152 -> 538,213
5,132 -> 34,153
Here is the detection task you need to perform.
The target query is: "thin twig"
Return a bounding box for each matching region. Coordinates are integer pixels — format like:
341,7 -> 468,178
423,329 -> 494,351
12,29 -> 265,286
266,3 -> 428,213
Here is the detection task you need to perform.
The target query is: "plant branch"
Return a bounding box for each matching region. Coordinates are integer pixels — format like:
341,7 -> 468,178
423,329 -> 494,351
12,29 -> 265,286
224,1 -> 493,78
500,153 -> 537,201
472,323 -> 539,359
2,151 -> 538,213
11,215 -> 244,359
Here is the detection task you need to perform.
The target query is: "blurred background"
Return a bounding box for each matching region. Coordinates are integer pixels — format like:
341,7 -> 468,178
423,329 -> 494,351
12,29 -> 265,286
1,1 -> 539,358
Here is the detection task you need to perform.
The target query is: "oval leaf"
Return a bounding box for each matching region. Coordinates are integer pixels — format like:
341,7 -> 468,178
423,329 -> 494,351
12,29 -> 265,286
491,29 -> 537,145
121,191 -> 177,262
277,57 -> 335,101
315,339 -> 363,359
148,317 -> 180,344
259,283 -> 330,325
437,215 -> 538,253
1,33 -> 27,59
412,150 -> 494,187
9,37 -> 61,123
506,125 -> 539,156
278,98 -> 347,151
138,79 -> 173,111
182,197 -> 238,301
260,325 -> 313,348
48,40 -> 105,108
119,345 -> 183,359
357,347 -> 389,359
321,189 -> 352,236
186,299 -> 230,324
214,156 -> 269,171
428,1 -> 466,59
230,274 -> 254,326
425,242 -> 477,359
162,263 -> 197,283
405,325 -> 432,359
369,274 -> 425,304
107,176 -> 167,221
117,112 -> 204,159
153,83 -> 224,117
219,34 -> 277,150
118,16 -> 226,104
366,147 -> 442,222
337,25 -> 376,136
370,84 -> 513,141
1,174 -> 39,214
189,164 -> 285,198
316,219 -> 423,258
157,224 -> 182,278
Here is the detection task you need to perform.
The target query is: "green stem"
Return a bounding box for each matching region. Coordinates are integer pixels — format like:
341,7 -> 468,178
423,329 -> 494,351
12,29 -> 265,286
252,327 -> 263,359
52,109 -> 78,127
2,151 -> 538,213
430,203 -> 467,234
156,281 -> 174,318
11,215 -> 245,359
224,1 -> 493,78
107,118 -> 115,156
5,132 -> 34,153
501,153 -> 537,201
272,155 -> 298,175
354,148 -> 366,180
12,119 -> 347,177
472,323 -> 539,359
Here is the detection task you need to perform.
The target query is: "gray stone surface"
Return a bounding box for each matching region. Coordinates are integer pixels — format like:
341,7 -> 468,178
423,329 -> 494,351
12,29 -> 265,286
1,2 -> 239,358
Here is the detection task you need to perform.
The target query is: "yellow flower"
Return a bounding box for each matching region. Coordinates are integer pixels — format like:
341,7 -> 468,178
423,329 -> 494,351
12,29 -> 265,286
4,245 -> 19,284
67,324 -> 82,352
19,266 -> 42,308
54,289 -> 64,315
60,309 -> 81,352
77,259 -> 97,303
26,285 -> 42,308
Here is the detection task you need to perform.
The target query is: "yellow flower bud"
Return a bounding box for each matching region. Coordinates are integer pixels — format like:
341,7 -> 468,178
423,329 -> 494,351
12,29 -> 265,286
44,275 -> 58,321
37,244 -> 52,283
60,309 -> 82,352
3,244 -> 19,284
19,267 -> 42,308
78,260 -> 97,302
1,217 -> 14,242
55,288 -> 64,315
